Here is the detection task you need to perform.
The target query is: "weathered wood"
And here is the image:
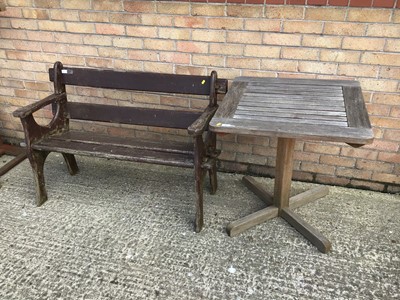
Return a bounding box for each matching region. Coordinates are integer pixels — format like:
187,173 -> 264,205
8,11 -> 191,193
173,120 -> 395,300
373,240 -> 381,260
289,186 -> 329,210
281,208 -> 332,253
212,81 -> 248,119
236,76 -> 361,87
210,117 -> 374,144
274,138 -> 296,212
14,61 -> 228,233
342,86 -> 372,129
227,205 -> 279,237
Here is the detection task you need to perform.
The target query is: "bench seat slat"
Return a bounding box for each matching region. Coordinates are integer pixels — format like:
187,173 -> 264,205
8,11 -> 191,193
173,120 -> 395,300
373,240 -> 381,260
33,132 -> 194,168
67,103 -> 202,129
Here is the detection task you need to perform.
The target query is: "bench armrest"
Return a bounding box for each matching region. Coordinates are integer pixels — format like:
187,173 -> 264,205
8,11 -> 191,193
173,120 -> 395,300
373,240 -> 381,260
188,105 -> 218,136
13,93 -> 66,119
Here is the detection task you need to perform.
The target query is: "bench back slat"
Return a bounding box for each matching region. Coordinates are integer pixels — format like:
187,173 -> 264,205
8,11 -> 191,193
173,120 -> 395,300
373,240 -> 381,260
50,67 -> 212,95
67,103 -> 202,129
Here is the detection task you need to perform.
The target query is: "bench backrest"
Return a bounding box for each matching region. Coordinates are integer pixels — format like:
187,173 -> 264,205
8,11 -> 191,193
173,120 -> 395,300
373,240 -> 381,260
49,61 -> 227,129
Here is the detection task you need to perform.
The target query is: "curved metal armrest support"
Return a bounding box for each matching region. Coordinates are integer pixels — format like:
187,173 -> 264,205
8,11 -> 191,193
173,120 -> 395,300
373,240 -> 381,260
13,93 -> 66,119
188,105 -> 218,136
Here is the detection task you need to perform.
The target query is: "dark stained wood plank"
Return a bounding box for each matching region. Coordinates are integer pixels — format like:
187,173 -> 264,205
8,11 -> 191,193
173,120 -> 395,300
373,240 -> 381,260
50,67 -> 211,95
67,102 -> 202,129
281,208 -> 332,253
50,131 -> 194,154
33,138 -> 194,168
289,186 -> 329,210
342,86 -> 372,129
209,117 -> 374,144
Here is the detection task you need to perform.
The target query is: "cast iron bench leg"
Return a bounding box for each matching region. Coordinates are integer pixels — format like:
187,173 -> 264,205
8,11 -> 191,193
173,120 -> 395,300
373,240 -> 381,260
30,150 -> 50,206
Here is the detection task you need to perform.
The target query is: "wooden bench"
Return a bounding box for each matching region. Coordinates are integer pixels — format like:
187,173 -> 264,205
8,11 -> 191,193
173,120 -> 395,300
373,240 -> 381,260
13,61 -> 228,232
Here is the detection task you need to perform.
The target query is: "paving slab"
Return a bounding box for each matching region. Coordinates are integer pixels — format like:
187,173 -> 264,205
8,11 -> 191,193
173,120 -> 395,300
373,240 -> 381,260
0,154 -> 399,299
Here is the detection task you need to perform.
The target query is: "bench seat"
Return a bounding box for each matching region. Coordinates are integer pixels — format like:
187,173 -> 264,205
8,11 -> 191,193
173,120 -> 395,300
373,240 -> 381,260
33,131 -> 195,168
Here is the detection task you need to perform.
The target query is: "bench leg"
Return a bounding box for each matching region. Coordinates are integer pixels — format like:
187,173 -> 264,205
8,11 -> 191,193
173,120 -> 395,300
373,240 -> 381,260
195,165 -> 204,233
62,153 -> 79,175
209,162 -> 217,195
29,150 -> 50,206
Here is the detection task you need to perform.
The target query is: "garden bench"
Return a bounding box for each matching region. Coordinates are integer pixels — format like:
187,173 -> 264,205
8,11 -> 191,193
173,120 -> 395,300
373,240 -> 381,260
13,61 -> 228,232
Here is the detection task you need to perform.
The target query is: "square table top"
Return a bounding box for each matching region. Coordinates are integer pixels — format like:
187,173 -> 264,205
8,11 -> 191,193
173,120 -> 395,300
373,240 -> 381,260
209,77 -> 374,145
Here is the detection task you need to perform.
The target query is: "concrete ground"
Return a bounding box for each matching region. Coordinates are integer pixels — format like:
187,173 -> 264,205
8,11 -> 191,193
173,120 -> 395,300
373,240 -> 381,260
0,153 -> 399,299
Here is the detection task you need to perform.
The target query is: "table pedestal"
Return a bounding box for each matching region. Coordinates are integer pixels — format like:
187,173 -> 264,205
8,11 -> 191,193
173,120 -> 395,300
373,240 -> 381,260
227,138 -> 332,253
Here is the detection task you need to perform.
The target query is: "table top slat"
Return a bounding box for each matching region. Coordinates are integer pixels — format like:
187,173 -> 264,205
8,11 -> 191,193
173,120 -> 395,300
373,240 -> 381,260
234,110 -> 348,121
236,106 -> 347,116
237,102 -> 346,112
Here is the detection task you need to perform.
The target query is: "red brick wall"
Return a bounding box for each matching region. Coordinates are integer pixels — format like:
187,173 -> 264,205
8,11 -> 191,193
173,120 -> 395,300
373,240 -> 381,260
0,0 -> 399,193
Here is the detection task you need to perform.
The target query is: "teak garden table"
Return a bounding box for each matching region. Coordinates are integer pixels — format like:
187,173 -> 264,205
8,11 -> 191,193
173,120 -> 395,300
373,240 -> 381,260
209,77 -> 374,253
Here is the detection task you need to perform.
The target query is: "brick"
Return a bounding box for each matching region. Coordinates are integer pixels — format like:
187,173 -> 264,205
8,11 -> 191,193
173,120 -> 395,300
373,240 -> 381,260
96,23 -> 125,35
293,151 -> 320,162
114,59 -> 143,71
337,64 -> 378,77
63,0 -> 90,9
384,39 -> 400,53
346,8 -> 391,22
50,9 -> 79,21
336,167 -> 372,180
174,16 -> 207,29
22,8 -> 49,19
342,37 -> 385,51
324,22 -> 367,36
263,33 -> 302,46
378,151 -> 400,163
0,29 -> 26,40
283,21 -> 323,34
236,153 -> 267,165
98,47 -> 127,59
261,59 -> 298,72
54,32 -> 82,44
6,50 -> 31,60
157,2 -> 190,15
109,13 -> 140,25
245,19 -> 281,32
25,81 -> 51,91
358,78 -> 398,92
210,67 -> 242,79
301,162 -> 336,175
390,107 -> 400,118
304,142 -> 341,155
113,37 -> 142,49
371,172 -> 399,184
26,31 -> 53,42
298,61 -> 337,74
226,31 -> 262,45
281,47 -> 319,60
143,39 -> 175,51
350,0 -> 372,7
126,25 -> 157,38
85,57 -> 113,69
191,4 -> 225,17
349,180 -> 385,191
320,154 -> 357,167
265,6 -> 304,20
365,103 -> 391,116
193,54 -> 225,67
302,35 -> 342,49
124,1 -> 155,13
238,135 -> 269,146
244,45 -> 281,58
69,45 -> 98,56
367,24 -> 400,38
79,11 -> 110,22
143,62 -> 174,73
66,22 -> 95,33
193,29 -> 225,43
227,5 -> 263,18
41,42 -> 68,53
34,0 -> 60,8
159,52 -> 190,64
208,43 -> 242,56
242,70 -> 276,78
13,40 -> 41,51
10,19 -> 37,30
177,41 -> 208,53
370,116 -> 400,129
226,57 -> 260,69
356,159 -> 393,173
305,7 -> 346,21
315,174 -> 350,186
140,15 -> 173,26
372,93 -> 400,105
320,50 -> 360,63
128,49 -> 158,61
82,34 -> 112,46
252,145 -> 276,156
158,28 -> 191,40
92,0 -> 123,11
363,139 -> 399,152
38,20 -> 65,31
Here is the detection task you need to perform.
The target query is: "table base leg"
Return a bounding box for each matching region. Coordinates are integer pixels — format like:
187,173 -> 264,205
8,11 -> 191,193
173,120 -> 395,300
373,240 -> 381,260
227,176 -> 332,253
